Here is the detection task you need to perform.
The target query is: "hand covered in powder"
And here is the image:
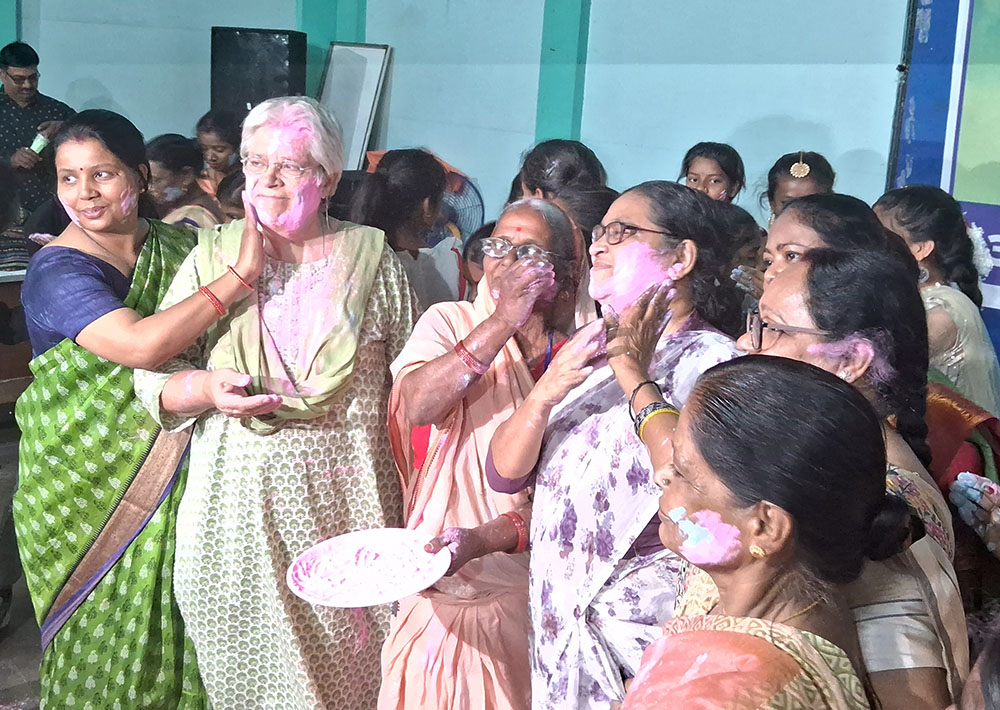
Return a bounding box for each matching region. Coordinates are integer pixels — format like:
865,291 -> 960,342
425,527 -> 486,576
490,254 -> 557,329
730,264 -> 764,300
606,279 -> 676,377
233,192 -> 267,285
204,369 -> 282,418
531,319 -> 605,406
950,472 -> 1000,556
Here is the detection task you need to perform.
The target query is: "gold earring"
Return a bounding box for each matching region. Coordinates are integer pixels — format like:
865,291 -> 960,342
749,544 -> 766,559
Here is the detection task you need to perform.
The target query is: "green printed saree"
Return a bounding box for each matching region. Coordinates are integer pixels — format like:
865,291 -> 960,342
13,221 -> 207,709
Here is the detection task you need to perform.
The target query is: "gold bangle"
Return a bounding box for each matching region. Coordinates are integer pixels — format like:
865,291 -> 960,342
638,407 -> 679,444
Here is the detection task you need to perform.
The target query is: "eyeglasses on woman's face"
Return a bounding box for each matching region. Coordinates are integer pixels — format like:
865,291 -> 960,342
481,236 -> 564,264
591,221 -> 675,246
745,309 -> 831,352
242,155 -> 315,181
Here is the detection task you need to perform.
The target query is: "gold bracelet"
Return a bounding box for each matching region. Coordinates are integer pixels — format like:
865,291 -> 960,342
638,407 -> 679,444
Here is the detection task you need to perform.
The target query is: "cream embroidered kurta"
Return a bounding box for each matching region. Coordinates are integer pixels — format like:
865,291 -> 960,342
136,241 -> 418,710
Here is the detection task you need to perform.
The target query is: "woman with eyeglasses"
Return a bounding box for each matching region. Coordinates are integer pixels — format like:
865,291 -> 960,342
133,96 -> 419,710
378,197 -> 586,710
488,181 -> 742,708
734,246 -> 967,710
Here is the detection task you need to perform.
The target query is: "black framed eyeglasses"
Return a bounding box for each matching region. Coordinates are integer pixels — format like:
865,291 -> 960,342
591,221 -> 675,246
745,309 -> 831,351
1,68 -> 39,86
481,236 -> 565,264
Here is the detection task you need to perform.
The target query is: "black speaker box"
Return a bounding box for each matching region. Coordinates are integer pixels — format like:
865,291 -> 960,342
211,27 -> 307,115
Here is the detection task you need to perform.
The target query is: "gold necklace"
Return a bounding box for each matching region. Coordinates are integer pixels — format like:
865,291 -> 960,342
777,600 -> 820,626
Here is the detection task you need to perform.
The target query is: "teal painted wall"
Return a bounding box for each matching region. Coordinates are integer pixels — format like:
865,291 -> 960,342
534,0 -> 590,143
297,0 -> 367,98
1,0 -> 17,47
581,0 -> 909,221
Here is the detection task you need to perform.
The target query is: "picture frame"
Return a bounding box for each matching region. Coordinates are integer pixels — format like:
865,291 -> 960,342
317,42 -> 391,171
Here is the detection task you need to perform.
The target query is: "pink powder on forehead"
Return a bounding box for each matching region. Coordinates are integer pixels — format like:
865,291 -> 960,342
589,241 -> 674,313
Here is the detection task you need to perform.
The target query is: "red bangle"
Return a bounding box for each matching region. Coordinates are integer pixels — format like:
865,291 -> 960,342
198,286 -> 226,316
500,511 -> 529,554
454,340 -> 489,376
227,265 -> 254,291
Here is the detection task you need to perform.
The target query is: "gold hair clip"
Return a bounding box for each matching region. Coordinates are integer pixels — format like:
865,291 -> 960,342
789,151 -> 811,179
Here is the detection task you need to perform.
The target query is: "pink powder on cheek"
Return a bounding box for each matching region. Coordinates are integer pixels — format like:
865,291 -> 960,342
675,509 -> 742,566
589,241 -> 673,313
58,196 -> 81,226
275,177 -> 322,232
120,187 -> 137,215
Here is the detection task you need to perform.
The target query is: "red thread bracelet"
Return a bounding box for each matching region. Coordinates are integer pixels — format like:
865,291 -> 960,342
227,265 -> 254,291
500,511 -> 529,554
198,286 -> 226,316
454,340 -> 489,376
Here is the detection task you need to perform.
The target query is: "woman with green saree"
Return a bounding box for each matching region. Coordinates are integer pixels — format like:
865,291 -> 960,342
14,109 -> 267,709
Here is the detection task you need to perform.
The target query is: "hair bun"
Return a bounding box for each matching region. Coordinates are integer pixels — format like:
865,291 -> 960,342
865,493 -> 912,561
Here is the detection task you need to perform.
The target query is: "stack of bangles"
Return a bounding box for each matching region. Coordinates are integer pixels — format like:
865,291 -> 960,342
500,511 -> 529,554
197,265 -> 254,317
454,339 -> 490,376
633,401 -> 680,444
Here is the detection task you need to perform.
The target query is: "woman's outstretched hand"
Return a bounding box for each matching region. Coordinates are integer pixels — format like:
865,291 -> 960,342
606,281 -> 675,378
233,192 -> 267,285
950,472 -> 1000,556
731,264 -> 764,300
531,319 -> 605,407
490,254 -> 557,329
425,527 -> 488,576
204,368 -> 283,419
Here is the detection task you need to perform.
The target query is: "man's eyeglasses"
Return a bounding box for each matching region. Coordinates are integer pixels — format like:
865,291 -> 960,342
745,309 -> 831,352
242,155 -> 314,180
591,221 -> 675,246
1,69 -> 39,86
481,236 -> 564,264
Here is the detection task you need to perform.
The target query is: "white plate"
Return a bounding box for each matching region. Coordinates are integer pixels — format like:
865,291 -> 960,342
286,528 -> 452,608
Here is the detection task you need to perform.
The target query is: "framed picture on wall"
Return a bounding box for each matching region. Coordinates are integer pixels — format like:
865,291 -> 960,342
318,42 -> 391,171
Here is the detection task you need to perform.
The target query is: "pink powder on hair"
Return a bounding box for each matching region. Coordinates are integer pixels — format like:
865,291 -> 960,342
806,334 -> 895,386
668,507 -> 742,566
119,186 -> 138,215
589,241 -> 674,313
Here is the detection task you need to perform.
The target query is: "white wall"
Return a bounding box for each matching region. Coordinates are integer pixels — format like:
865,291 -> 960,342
19,0 -> 297,140
366,0 -> 544,215
582,0 -> 909,222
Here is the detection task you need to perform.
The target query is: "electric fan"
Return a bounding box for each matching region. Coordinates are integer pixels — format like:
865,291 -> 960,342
426,173 -> 485,247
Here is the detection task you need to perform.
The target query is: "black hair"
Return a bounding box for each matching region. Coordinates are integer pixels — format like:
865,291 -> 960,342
874,185 -> 983,308
216,171 -> 245,210
803,247 -> 932,468
781,193 -> 887,250
463,221 -> 494,267
349,149 -> 447,247
715,202 -> 764,272
623,181 -> 743,337
981,632 -> 1000,710
680,142 -> 746,197
0,162 -> 16,231
53,109 -> 157,219
551,185 -> 619,249
0,42 -> 39,69
762,151 -> 836,209
689,356 -> 910,584
507,175 -> 523,204
196,109 -> 243,152
518,139 -> 607,196
146,134 -> 203,175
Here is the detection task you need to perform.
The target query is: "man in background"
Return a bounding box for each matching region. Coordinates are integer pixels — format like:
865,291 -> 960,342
0,41 -> 74,224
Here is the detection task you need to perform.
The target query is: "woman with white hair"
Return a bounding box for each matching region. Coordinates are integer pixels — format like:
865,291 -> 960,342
135,96 -> 418,709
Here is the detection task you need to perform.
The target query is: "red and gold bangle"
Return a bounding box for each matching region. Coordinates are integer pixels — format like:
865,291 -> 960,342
500,511 -> 529,554
198,285 -> 226,316
454,340 -> 490,376
227,264 -> 254,291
